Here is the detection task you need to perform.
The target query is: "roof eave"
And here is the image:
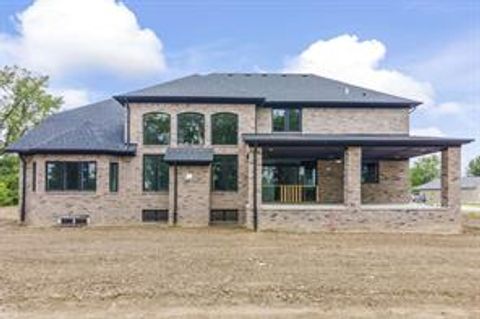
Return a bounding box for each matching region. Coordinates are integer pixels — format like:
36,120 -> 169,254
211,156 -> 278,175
4,147 -> 137,156
113,95 -> 265,105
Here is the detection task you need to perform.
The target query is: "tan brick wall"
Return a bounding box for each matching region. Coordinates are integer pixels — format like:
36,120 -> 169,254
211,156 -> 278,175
259,205 -> 459,234
344,147 -> 362,208
257,107 -> 409,134
176,165 -> 211,226
362,161 -> 410,204
317,160 -> 344,204
22,154 -> 168,226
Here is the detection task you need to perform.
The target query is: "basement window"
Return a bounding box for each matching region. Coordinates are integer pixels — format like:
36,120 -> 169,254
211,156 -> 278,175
142,210 -> 168,222
210,210 -> 238,224
58,215 -> 89,227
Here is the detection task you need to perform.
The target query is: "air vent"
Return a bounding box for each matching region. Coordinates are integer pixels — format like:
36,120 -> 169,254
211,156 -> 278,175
58,215 -> 89,227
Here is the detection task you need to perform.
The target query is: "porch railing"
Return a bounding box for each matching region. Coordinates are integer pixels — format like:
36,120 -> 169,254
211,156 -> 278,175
262,185 -> 318,203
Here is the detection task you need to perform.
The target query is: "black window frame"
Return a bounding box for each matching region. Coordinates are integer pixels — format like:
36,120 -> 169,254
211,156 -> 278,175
212,155 -> 238,191
272,107 -> 302,132
142,209 -> 168,222
210,209 -> 239,224
32,162 -> 36,192
211,112 -> 238,145
45,161 -> 97,192
177,112 -> 205,145
362,162 -> 379,184
143,155 -> 169,192
109,162 -> 119,193
142,112 -> 171,145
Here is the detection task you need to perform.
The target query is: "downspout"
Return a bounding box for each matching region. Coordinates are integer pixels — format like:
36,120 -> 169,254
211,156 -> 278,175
253,144 -> 258,231
19,155 -> 27,223
173,163 -> 178,225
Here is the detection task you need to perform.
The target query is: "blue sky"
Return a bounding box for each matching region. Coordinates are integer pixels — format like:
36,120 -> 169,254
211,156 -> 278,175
0,0 -> 479,169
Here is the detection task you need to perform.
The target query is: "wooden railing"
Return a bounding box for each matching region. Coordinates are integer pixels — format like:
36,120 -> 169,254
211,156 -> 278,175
263,185 -> 318,203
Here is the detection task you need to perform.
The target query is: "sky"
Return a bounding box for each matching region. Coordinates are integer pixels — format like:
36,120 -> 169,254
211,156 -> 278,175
0,0 -> 479,170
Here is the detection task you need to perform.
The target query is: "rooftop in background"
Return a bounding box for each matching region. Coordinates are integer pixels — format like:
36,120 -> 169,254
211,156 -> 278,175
416,177 -> 480,190
115,73 -> 420,107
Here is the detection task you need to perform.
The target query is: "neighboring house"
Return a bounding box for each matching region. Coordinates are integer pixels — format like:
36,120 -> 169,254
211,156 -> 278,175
416,177 -> 480,205
6,73 -> 473,232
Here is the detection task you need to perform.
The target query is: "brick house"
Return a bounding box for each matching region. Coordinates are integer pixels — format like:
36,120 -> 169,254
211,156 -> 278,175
6,73 -> 473,232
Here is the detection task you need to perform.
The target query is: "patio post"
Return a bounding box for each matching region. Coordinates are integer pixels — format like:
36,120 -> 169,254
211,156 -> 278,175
441,147 -> 461,215
344,146 -> 362,209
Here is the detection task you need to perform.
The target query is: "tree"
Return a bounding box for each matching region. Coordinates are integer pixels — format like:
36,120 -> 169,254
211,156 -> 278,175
410,155 -> 440,188
467,156 -> 480,177
0,65 -> 62,206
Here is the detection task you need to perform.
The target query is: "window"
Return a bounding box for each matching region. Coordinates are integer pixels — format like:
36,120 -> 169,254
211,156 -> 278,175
109,162 -> 119,192
32,162 -> 36,192
211,113 -> 238,145
362,162 -> 379,183
143,112 -> 170,145
212,155 -> 238,191
46,162 -> 96,191
210,210 -> 238,224
177,112 -> 205,145
142,209 -> 168,222
272,107 -> 301,132
59,215 -> 89,226
143,155 -> 169,191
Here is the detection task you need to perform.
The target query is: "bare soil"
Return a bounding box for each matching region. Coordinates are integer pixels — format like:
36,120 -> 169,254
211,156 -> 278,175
0,211 -> 479,318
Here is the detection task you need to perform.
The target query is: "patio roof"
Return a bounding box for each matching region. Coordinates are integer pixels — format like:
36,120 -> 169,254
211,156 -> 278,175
244,134 -> 474,160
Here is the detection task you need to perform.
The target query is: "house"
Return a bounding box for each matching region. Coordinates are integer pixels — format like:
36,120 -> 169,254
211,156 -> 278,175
416,177 -> 480,205
6,73 -> 473,232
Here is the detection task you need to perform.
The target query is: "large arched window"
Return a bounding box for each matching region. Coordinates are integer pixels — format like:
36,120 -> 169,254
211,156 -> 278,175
177,112 -> 205,145
211,112 -> 238,145
143,112 -> 170,145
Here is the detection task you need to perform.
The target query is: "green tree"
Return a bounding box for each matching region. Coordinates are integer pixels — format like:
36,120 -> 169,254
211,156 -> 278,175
410,155 -> 440,188
467,155 -> 480,176
0,65 -> 62,206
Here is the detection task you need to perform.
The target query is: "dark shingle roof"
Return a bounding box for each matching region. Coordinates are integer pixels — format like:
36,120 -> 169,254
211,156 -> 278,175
416,177 -> 480,190
116,73 -> 420,106
6,99 -> 135,155
164,147 -> 213,164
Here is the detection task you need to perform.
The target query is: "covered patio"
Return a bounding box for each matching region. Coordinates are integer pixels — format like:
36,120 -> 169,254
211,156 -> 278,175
243,134 -> 472,233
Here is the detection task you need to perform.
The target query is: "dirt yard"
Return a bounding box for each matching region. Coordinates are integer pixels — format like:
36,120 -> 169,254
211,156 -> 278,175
0,211 -> 479,318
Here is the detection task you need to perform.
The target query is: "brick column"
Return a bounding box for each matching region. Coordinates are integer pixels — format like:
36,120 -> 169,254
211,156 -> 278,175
344,146 -> 362,209
246,146 -> 262,230
441,147 -> 461,214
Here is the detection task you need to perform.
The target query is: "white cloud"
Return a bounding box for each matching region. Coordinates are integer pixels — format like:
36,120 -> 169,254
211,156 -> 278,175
284,34 -> 435,106
435,102 -> 463,114
0,0 -> 166,77
411,127 -> 445,137
50,88 -> 90,110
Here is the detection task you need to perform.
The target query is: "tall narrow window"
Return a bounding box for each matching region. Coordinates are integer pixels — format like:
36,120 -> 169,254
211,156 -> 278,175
143,155 -> 169,191
32,162 -> 36,192
143,112 -> 170,145
362,162 -> 379,184
212,155 -> 238,191
272,107 -> 301,132
211,113 -> 238,145
109,162 -> 119,192
177,112 -> 205,145
46,162 -> 96,191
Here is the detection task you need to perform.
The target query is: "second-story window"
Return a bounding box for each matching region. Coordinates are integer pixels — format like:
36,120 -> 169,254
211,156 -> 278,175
211,112 -> 238,145
143,112 -> 170,145
178,112 -> 205,145
272,107 -> 301,132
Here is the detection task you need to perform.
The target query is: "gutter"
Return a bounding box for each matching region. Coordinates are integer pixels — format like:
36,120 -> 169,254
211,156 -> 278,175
173,163 -> 178,225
